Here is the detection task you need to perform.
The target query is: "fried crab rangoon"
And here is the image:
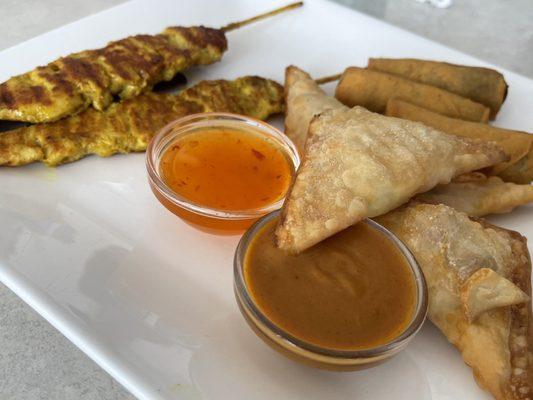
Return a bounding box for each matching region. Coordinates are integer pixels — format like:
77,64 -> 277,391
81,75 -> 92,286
276,106 -> 506,253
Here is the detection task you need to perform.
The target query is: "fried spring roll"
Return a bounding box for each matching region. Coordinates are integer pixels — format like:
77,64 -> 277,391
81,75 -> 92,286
368,58 -> 508,119
335,67 -> 490,123
499,154 -> 533,185
386,98 -> 533,183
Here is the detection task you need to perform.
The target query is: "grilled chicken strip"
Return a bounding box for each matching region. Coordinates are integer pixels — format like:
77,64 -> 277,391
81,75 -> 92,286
0,2 -> 302,123
0,27 -> 227,123
0,76 -> 283,167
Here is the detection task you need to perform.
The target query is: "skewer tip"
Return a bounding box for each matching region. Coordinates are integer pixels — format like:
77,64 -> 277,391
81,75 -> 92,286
222,2 -> 304,32
315,73 -> 342,85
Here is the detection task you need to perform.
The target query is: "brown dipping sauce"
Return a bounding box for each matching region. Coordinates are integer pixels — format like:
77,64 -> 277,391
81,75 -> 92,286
244,218 -> 416,351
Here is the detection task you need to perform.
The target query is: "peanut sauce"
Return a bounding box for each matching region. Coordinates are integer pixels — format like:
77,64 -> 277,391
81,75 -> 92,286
160,128 -> 292,211
245,217 -> 417,351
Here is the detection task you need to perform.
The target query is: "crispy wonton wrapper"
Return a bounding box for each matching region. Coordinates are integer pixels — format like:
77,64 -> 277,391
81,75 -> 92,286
368,58 -> 508,119
376,203 -> 532,400
414,172 -> 533,217
385,98 -> 533,183
284,65 -> 343,153
275,106 -> 507,253
335,67 -> 490,122
461,268 -> 530,322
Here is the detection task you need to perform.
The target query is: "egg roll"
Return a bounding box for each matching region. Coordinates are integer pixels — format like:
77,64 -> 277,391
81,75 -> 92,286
368,58 -> 507,119
377,203 -> 532,400
414,172 -> 533,217
335,67 -> 490,122
275,106 -> 506,253
385,98 -> 533,183
498,152 -> 533,185
284,65 -> 343,154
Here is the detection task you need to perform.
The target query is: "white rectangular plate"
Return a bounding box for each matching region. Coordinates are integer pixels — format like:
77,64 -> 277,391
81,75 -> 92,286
1,1 -> 532,399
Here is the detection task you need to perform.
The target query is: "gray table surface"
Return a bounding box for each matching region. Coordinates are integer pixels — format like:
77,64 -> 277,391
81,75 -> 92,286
1,0 -> 532,399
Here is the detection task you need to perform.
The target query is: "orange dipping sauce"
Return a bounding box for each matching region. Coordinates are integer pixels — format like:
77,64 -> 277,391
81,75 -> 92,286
147,113 -> 299,233
160,128 -> 292,211
148,114 -> 299,234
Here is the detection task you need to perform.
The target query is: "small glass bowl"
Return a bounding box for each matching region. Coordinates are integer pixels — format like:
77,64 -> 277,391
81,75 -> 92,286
146,113 -> 300,234
234,210 -> 428,371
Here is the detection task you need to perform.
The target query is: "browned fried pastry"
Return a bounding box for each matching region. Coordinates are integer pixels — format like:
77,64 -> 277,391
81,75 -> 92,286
385,98 -> 533,182
0,76 -> 284,167
283,65 -> 343,153
335,67 -> 490,122
275,106 -> 507,253
0,2 -> 302,123
368,58 -> 508,118
377,203 -> 532,400
414,172 -> 533,217
460,268 -> 530,322
500,154 -> 533,185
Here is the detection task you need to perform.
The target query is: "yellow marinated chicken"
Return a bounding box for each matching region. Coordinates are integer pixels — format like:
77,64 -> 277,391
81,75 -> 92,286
0,76 -> 284,167
0,2 -> 303,123
0,27 -> 227,123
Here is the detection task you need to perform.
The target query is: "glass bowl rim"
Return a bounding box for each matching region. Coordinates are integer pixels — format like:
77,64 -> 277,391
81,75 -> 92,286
234,210 -> 428,360
146,112 -> 300,221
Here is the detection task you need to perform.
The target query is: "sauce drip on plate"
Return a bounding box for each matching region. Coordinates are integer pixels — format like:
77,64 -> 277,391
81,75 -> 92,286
245,217 -> 417,351
160,128 -> 292,211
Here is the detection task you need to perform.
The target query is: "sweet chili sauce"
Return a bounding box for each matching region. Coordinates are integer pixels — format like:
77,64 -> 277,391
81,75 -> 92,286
157,127 -> 293,232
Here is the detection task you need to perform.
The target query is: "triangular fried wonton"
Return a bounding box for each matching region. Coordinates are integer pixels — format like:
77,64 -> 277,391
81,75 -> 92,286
376,203 -> 532,400
284,66 -> 344,153
276,106 -> 507,253
414,172 -> 533,217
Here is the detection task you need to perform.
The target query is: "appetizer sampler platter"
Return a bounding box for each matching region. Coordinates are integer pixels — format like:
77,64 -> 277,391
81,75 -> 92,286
0,0 -> 532,399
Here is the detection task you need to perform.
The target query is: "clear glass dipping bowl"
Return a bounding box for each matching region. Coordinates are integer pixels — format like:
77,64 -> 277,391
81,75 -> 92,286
234,210 -> 428,370
146,113 -> 300,234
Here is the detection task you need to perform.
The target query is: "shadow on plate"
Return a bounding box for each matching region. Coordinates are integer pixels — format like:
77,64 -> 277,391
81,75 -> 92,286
188,313 -> 433,400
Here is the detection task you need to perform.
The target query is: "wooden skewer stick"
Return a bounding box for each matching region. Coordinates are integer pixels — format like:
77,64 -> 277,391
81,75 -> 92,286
315,73 -> 342,85
221,2 -> 303,32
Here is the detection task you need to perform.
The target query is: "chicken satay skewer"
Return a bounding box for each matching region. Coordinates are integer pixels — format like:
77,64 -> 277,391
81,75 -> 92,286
0,76 -> 284,167
0,2 -> 303,124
